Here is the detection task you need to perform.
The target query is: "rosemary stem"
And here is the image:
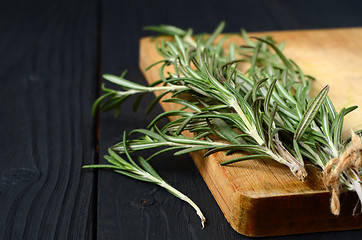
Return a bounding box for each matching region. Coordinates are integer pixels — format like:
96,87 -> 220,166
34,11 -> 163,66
330,144 -> 339,159
230,100 -> 264,145
350,170 -> 362,207
143,172 -> 206,228
311,125 -> 339,158
116,85 -> 188,96
183,35 -> 197,48
159,181 -> 206,228
274,140 -> 307,181
300,142 -> 325,168
113,139 -> 230,152
231,98 -> 307,181
338,169 -> 362,214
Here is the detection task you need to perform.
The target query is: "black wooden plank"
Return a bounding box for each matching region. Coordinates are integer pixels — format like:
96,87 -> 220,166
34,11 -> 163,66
98,0 -> 362,239
0,0 -> 99,239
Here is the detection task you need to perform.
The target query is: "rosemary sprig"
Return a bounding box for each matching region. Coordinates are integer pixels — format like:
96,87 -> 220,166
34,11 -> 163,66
92,70 -> 188,116
84,132 -> 206,228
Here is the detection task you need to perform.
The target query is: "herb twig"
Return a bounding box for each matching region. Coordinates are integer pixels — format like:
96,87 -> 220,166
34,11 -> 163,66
84,132 -> 206,228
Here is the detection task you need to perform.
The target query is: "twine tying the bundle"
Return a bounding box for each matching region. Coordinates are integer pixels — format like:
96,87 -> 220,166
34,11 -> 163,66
323,132 -> 362,215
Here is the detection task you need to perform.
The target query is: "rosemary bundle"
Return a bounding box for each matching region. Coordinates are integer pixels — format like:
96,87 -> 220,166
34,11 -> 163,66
86,22 -> 362,226
239,31 -> 362,215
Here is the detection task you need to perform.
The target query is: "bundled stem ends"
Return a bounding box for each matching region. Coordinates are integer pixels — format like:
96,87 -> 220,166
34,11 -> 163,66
323,131 -> 362,215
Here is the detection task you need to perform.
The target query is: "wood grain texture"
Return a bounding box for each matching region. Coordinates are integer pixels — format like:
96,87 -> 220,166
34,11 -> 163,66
0,0 -> 98,239
139,28 -> 362,237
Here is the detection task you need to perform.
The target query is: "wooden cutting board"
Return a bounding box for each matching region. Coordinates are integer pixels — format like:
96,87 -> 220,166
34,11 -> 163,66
139,28 -> 362,237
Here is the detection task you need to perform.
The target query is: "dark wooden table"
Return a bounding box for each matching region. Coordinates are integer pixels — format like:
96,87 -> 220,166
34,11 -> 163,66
1,0 -> 362,239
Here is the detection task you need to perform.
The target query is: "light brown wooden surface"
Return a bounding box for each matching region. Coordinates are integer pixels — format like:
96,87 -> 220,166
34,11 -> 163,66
139,28 -> 362,237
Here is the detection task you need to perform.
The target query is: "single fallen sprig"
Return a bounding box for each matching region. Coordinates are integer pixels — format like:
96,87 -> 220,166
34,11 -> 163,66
83,132 -> 206,228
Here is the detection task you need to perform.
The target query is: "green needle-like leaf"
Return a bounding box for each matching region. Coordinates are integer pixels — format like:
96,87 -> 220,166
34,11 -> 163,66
221,154 -> 272,165
294,85 -> 329,141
